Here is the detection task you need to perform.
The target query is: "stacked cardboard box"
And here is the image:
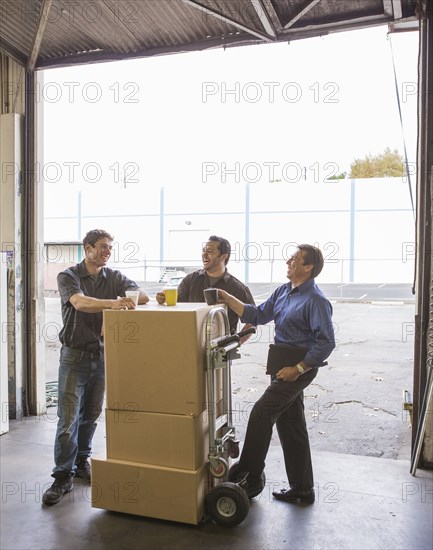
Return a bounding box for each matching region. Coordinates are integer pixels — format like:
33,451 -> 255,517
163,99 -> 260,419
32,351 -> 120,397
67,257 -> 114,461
92,303 -> 223,525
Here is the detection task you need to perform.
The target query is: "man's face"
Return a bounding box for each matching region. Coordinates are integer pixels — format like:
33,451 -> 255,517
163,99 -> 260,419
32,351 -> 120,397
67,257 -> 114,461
85,238 -> 113,268
202,241 -> 226,272
286,249 -> 310,281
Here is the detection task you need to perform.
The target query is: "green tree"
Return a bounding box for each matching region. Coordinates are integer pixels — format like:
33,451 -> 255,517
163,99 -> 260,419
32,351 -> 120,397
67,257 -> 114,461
349,148 -> 405,178
328,171 -> 347,180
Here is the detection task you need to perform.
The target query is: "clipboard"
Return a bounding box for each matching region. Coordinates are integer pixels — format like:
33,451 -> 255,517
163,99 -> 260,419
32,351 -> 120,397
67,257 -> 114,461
266,343 -> 307,375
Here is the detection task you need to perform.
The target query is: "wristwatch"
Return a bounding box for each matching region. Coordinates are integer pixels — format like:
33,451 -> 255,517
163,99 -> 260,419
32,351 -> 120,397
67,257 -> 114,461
295,363 -> 305,374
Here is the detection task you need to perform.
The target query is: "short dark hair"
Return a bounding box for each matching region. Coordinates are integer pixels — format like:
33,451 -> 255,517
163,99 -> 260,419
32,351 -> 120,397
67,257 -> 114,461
83,229 -> 114,248
208,235 -> 231,265
298,244 -> 324,278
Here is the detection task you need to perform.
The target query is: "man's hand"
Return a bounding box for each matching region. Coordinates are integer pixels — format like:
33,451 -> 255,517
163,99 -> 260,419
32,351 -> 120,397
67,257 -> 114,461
216,289 -> 229,303
112,297 -> 136,310
276,366 -> 300,382
70,293 -> 136,312
216,289 -> 245,318
156,291 -> 166,305
239,323 -> 255,345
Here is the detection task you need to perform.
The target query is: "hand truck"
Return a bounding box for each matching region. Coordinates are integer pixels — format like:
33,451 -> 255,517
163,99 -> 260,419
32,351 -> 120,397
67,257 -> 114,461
203,306 -> 258,527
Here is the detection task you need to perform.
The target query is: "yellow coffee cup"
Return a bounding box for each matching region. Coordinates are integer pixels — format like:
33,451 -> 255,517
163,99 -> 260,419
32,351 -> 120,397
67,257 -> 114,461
165,288 -> 178,306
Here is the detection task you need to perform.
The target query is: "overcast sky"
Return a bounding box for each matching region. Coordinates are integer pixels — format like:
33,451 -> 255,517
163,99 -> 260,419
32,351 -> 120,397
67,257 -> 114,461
41,24 -> 418,202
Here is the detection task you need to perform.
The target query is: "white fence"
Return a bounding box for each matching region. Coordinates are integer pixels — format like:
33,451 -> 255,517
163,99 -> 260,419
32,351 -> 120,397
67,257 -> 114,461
44,177 -> 415,284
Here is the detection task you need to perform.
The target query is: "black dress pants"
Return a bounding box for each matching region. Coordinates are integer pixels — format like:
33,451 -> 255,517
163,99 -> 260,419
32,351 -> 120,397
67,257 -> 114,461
238,368 -> 317,490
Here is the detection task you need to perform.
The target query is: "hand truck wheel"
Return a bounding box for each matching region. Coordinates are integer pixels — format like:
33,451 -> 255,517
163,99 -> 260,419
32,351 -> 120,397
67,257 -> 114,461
205,482 -> 250,527
209,457 -> 229,479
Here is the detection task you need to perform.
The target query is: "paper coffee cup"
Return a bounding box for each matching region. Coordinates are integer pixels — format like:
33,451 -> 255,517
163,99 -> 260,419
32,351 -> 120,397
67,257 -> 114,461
125,290 -> 140,306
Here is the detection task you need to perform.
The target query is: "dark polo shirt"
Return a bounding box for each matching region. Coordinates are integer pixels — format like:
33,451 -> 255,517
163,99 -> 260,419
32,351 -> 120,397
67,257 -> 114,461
177,269 -> 255,334
57,261 -> 139,352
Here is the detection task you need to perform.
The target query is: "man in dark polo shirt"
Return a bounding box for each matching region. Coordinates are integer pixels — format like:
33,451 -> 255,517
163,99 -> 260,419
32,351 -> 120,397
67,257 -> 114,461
156,235 -> 255,334
42,229 -> 149,506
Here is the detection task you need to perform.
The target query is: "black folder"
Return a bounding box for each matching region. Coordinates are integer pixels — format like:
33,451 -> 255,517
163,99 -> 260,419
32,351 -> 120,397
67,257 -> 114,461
266,343 -> 307,375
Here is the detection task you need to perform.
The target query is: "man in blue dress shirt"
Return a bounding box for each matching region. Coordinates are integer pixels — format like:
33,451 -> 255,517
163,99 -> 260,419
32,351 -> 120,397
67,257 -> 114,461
217,244 -> 335,505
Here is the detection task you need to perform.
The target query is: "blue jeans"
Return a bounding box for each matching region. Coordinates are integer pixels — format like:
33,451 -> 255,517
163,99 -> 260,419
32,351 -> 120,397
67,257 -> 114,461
53,346 -> 105,478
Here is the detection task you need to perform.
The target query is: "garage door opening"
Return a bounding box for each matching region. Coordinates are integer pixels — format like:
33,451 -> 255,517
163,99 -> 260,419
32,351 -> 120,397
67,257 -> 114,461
38,25 -> 419,463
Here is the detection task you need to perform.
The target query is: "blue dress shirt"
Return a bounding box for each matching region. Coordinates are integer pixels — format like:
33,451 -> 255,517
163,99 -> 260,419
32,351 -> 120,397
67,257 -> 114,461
241,278 -> 335,368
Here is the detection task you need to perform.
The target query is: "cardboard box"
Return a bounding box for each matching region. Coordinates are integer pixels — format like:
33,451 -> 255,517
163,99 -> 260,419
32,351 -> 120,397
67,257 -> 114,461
106,408 -> 209,470
91,457 -> 208,525
104,303 -> 226,415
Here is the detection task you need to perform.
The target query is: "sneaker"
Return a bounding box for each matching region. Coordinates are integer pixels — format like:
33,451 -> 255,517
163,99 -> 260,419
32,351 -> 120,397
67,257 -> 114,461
42,477 -> 73,506
75,459 -> 91,482
272,487 -> 315,505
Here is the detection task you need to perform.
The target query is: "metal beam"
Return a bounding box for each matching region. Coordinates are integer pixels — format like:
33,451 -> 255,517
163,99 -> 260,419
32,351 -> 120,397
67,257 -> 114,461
389,20 -> 420,33
383,0 -> 394,17
260,0 -> 284,27
283,13 -> 395,36
284,0 -> 321,30
250,0 -> 277,37
392,0 -> 403,20
34,33 -> 264,70
411,0 -> 433,466
24,70 -> 36,414
27,0 -> 53,72
181,0 -> 274,42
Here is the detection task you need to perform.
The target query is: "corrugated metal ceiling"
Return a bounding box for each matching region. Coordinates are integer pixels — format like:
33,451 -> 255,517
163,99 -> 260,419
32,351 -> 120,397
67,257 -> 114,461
0,0 -> 419,70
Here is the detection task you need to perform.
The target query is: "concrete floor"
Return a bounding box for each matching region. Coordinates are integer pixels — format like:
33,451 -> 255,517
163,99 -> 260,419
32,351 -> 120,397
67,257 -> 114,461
2,292 -> 432,549
1,411 -> 432,550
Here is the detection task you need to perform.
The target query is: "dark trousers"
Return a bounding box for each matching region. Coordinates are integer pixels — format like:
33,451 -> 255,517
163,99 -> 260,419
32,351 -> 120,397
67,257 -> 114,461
238,368 -> 317,490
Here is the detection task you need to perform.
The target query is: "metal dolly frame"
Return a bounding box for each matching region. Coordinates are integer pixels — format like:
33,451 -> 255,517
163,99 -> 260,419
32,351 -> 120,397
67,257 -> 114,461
203,306 -> 256,527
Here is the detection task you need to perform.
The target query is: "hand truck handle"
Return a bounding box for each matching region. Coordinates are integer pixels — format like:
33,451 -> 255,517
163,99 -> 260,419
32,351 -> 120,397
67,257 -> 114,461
237,327 -> 256,339
216,327 -> 256,348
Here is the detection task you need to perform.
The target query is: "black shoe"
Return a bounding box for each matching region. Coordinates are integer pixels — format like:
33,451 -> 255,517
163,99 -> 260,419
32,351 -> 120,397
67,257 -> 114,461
238,474 -> 265,499
75,459 -> 91,482
42,477 -> 73,506
272,487 -> 315,505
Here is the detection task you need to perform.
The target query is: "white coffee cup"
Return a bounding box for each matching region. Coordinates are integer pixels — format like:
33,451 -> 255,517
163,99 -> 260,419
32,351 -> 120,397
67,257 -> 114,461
125,290 -> 140,306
